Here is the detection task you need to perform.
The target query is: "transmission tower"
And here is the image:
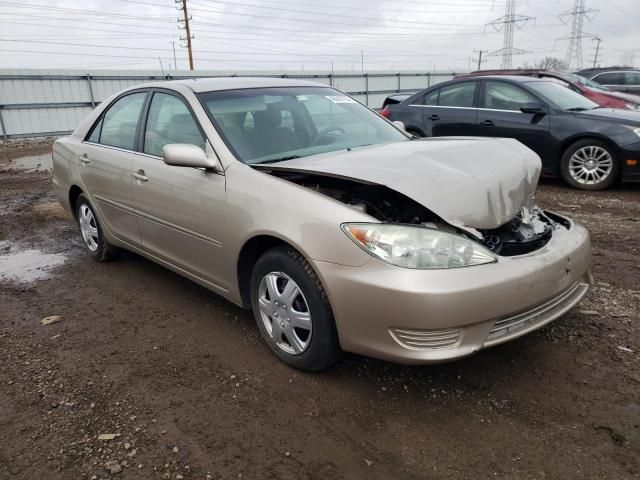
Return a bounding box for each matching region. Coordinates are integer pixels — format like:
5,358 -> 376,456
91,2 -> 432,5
558,0 -> 598,69
486,0 -> 535,69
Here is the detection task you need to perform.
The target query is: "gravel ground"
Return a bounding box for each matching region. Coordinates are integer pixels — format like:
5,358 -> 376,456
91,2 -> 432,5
0,141 -> 639,479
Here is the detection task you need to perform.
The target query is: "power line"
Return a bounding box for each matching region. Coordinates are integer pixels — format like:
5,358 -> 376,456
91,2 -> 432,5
486,0 -> 535,69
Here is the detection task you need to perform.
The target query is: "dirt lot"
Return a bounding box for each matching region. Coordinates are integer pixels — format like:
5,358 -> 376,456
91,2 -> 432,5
1,141 -> 639,480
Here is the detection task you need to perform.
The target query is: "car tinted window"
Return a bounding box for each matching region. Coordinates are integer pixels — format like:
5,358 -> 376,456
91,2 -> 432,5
143,92 -> 205,157
484,81 -> 538,111
422,89 -> 438,106
594,72 -> 624,85
97,92 -> 146,150
437,82 -> 476,108
625,72 -> 640,85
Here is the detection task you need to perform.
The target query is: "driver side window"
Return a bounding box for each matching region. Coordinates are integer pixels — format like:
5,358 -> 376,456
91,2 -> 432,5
143,92 -> 205,157
484,81 -> 537,111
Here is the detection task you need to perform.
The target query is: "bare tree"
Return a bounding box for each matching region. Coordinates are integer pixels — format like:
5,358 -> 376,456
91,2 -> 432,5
522,57 -> 569,71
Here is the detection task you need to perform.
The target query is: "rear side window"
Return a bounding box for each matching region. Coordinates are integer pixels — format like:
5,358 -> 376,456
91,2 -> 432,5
422,89 -> 438,106
625,72 -> 640,85
143,92 -> 205,157
93,92 -> 147,150
437,82 -> 476,108
594,72 -> 624,85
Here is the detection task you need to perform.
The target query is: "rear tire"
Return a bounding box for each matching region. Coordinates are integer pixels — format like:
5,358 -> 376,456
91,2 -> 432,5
560,139 -> 619,190
75,194 -> 119,262
250,247 -> 342,371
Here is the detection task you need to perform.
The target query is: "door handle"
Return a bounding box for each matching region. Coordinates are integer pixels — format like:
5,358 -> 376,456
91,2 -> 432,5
480,120 -> 495,127
427,114 -> 440,121
132,170 -> 149,182
79,153 -> 90,165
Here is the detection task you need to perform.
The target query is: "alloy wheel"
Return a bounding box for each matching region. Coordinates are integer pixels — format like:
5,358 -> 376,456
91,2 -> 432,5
257,272 -> 312,355
79,204 -> 99,252
568,145 -> 613,186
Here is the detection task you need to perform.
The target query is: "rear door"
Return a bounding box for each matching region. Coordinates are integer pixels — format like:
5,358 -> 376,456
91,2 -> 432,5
131,90 -> 229,291
592,71 -> 626,93
79,90 -> 148,246
622,72 -> 640,95
420,81 -> 479,136
476,80 -> 553,164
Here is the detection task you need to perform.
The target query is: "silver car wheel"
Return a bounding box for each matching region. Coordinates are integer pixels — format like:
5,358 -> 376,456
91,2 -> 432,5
568,146 -> 613,186
79,204 -> 99,252
258,272 -> 312,355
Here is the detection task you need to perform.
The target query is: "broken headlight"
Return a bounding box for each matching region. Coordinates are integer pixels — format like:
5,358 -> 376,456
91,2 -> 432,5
342,223 -> 497,269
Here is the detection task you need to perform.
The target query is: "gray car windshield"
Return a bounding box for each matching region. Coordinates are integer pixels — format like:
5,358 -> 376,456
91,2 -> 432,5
198,87 -> 408,164
525,81 -> 599,111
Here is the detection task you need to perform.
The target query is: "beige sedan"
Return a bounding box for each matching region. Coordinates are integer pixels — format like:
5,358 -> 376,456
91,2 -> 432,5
53,78 -> 592,371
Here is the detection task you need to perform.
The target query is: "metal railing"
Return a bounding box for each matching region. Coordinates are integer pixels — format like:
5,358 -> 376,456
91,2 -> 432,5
0,71 -> 456,139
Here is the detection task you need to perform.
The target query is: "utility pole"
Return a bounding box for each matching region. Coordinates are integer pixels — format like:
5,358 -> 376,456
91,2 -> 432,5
172,41 -> 177,70
176,0 -> 194,70
360,50 -> 364,73
472,49 -> 488,71
558,0 -> 598,69
486,0 -> 534,69
591,37 -> 601,68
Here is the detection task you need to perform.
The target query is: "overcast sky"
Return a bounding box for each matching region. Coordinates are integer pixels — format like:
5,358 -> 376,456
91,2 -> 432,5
0,0 -> 638,72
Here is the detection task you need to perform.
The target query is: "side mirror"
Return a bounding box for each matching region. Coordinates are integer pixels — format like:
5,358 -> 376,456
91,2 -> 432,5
392,120 -> 407,132
162,144 -> 221,171
520,103 -> 546,114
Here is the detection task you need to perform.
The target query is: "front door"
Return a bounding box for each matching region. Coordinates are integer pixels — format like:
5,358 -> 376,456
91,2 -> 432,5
131,91 -> 229,291
476,80 -> 553,170
79,91 -> 148,246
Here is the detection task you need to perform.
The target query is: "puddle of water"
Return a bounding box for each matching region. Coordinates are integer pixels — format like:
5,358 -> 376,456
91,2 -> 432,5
0,248 -> 67,283
8,153 -> 53,172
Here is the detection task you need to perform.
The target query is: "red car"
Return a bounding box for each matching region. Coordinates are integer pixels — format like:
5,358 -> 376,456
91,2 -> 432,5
457,69 -> 640,112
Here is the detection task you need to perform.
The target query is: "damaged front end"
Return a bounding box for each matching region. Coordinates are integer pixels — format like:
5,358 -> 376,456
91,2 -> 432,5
259,168 -> 568,259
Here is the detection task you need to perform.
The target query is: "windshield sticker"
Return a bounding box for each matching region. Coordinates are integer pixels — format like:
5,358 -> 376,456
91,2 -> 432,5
325,95 -> 356,104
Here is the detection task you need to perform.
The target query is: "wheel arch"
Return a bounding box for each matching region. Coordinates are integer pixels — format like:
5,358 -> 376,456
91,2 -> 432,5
405,125 -> 426,137
558,133 -> 620,164
68,185 -> 84,219
237,235 -> 308,309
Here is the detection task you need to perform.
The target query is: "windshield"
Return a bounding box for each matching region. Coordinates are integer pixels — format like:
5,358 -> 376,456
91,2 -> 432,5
198,87 -> 407,164
564,73 -> 610,91
525,81 -> 599,111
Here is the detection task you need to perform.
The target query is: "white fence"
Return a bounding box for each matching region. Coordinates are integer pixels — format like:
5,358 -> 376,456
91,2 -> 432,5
0,69 -> 457,139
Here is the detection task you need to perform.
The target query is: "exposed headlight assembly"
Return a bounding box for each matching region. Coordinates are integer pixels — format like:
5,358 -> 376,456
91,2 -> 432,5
342,223 -> 497,269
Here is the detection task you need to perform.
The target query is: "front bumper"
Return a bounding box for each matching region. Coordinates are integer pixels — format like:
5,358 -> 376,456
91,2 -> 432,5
619,141 -> 640,182
313,217 -> 592,364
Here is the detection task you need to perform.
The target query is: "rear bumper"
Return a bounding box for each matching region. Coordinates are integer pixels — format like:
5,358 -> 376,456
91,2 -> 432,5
313,217 -> 592,364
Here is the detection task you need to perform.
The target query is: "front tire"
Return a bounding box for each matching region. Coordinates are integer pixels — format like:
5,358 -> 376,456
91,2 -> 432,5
560,139 -> 619,190
250,247 -> 342,371
75,194 -> 119,262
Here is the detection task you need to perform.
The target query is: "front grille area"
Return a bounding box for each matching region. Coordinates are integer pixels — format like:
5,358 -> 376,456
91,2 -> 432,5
389,327 -> 462,351
487,281 -> 587,342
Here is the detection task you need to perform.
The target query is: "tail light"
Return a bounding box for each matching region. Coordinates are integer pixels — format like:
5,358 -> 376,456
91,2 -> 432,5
380,107 -> 391,118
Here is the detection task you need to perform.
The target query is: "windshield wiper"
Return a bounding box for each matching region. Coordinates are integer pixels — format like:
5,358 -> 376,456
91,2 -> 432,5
566,107 -> 596,111
256,155 -> 301,165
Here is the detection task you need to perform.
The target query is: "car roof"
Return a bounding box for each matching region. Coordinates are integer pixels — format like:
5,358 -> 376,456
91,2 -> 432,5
443,75 -> 546,84
159,76 -> 326,93
576,66 -> 639,75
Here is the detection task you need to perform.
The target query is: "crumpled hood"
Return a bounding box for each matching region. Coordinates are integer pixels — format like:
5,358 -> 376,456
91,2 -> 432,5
269,137 -> 541,230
